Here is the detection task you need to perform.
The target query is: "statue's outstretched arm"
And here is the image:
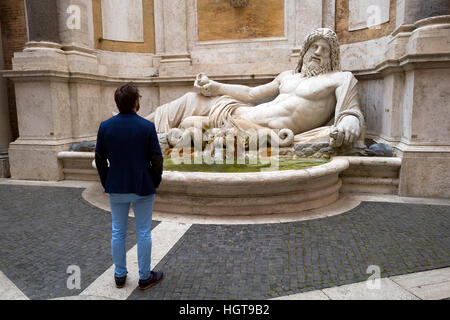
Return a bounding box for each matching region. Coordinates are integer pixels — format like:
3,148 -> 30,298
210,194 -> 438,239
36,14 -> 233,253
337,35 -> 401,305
194,72 -> 285,103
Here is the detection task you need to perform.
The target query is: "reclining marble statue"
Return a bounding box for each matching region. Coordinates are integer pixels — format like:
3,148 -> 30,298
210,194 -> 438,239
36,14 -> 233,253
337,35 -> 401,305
145,28 -> 366,154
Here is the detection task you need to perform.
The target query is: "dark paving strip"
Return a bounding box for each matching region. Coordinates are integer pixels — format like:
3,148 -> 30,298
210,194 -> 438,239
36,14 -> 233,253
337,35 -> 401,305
0,185 -> 160,300
129,202 -> 450,300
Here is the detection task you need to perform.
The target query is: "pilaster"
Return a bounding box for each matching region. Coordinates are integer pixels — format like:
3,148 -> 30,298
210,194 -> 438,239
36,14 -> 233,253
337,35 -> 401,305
291,0 -> 324,60
155,0 -> 192,76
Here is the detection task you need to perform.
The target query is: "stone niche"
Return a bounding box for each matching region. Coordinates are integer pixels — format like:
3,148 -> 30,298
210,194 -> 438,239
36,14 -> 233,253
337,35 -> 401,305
336,0 -> 396,44
197,0 -> 285,41
93,0 -> 155,53
101,0 -> 144,42
348,0 -> 390,31
3,0 -> 450,201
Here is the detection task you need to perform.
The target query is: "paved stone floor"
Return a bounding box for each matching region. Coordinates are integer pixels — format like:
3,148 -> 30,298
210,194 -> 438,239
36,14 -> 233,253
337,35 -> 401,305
0,183 -> 449,300
0,185 -> 160,300
130,202 -> 450,300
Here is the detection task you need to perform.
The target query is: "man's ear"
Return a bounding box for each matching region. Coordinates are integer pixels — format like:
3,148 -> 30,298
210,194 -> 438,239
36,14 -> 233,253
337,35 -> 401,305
134,98 -> 141,112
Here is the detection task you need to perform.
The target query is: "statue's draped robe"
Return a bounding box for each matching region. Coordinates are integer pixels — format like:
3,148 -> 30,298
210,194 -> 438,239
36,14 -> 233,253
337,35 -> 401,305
292,72 -> 366,149
152,92 -> 216,134
152,72 -> 365,148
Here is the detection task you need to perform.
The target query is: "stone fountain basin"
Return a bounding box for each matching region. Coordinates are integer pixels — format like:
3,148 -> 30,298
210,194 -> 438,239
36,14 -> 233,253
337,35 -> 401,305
153,158 -> 349,216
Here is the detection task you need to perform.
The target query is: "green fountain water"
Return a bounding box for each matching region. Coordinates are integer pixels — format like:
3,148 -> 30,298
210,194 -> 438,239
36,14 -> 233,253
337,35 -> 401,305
163,157 -> 328,173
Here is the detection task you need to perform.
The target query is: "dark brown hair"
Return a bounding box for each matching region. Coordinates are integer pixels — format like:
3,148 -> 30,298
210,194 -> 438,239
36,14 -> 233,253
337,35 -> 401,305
114,82 -> 140,113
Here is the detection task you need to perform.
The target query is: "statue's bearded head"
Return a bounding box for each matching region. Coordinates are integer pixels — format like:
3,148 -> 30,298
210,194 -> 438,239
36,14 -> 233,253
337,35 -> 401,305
295,28 -> 341,78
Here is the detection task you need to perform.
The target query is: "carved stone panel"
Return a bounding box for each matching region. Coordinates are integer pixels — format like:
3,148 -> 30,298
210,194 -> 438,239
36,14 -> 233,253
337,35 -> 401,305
349,0 -> 390,31
197,0 -> 284,41
101,0 -> 144,42
230,0 -> 249,8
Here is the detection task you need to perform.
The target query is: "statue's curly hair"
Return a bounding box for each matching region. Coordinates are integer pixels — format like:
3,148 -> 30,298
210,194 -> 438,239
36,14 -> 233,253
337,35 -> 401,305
295,28 -> 341,73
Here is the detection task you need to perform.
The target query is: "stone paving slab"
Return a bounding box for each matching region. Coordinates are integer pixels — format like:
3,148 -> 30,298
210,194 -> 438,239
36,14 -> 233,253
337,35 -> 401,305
405,281 -> 450,300
128,202 -> 450,300
322,278 -> 419,300
390,267 -> 450,288
0,185 -> 159,300
391,268 -> 450,300
271,289 -> 330,300
0,270 -> 29,300
272,267 -> 450,300
1,184 -> 449,300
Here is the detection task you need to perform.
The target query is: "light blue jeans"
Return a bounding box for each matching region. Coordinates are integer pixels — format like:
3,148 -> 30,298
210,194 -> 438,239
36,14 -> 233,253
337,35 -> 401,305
109,193 -> 155,280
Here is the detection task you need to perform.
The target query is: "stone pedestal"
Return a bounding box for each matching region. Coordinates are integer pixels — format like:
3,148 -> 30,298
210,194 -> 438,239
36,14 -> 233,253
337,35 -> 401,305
396,55 -> 450,197
4,0 -> 99,181
0,156 -> 9,178
398,146 -> 450,198
7,63 -> 71,180
391,15 -> 450,197
344,2 -> 450,198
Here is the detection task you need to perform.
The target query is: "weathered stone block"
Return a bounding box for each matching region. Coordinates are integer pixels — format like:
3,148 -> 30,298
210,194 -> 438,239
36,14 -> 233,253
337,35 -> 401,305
69,141 -> 96,152
0,156 -> 10,178
294,143 -> 335,159
364,143 -> 393,157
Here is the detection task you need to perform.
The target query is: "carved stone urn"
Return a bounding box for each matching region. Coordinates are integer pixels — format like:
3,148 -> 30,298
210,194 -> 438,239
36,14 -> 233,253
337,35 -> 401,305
230,0 -> 249,8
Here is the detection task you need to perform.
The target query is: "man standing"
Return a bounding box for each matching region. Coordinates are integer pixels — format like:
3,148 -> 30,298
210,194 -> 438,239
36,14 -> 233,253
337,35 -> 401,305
95,83 -> 164,290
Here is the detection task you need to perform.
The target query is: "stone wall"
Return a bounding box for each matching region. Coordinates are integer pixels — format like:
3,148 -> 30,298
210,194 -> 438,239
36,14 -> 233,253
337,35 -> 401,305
0,23 -> 10,149
396,0 -> 450,27
0,22 -> 11,178
0,0 -> 28,141
2,0 -> 450,198
197,0 -> 285,41
92,0 -> 155,53
336,0 -> 396,44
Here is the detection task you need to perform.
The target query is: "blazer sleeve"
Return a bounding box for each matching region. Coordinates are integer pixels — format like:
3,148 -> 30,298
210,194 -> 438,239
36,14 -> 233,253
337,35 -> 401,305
149,123 -> 163,189
95,122 -> 109,189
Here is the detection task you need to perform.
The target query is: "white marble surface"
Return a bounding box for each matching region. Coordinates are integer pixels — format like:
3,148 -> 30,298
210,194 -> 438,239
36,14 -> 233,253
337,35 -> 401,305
349,0 -> 390,31
340,36 -> 390,71
101,0 -> 144,42
57,0 -> 95,49
151,29 -> 365,150
295,0 -> 323,46
323,278 -> 419,300
391,268 -> 450,300
0,271 -> 29,300
271,290 -> 330,300
161,0 -> 188,54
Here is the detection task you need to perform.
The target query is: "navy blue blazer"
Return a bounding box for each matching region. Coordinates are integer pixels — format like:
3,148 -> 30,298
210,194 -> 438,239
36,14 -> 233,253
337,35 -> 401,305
95,112 -> 163,196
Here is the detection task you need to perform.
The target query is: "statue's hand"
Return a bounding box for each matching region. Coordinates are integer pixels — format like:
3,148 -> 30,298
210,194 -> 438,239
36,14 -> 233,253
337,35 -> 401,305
334,115 -> 360,147
194,73 -> 221,97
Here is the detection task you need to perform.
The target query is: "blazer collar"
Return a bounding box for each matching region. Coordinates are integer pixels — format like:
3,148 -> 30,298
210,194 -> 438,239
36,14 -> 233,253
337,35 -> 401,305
118,112 -> 138,116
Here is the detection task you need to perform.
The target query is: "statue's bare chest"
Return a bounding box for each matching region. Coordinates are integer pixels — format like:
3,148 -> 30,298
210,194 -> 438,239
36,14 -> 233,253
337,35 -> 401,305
279,74 -> 337,101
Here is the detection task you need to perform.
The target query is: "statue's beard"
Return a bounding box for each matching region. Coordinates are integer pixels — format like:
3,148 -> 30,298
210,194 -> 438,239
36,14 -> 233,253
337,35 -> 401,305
301,60 -> 332,78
